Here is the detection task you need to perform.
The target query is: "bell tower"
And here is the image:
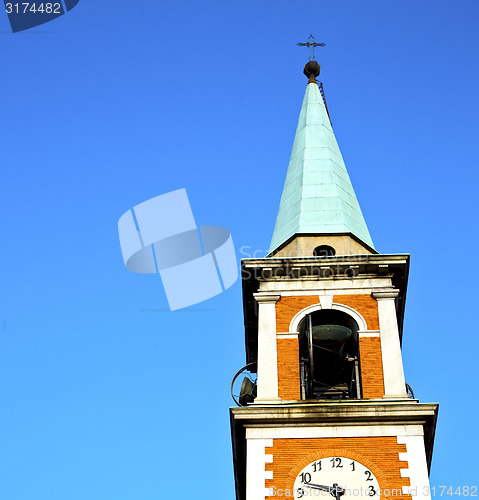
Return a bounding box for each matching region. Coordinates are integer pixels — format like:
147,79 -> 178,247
231,46 -> 438,500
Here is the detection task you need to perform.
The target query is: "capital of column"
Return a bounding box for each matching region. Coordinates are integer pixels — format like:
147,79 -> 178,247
372,289 -> 400,300
254,293 -> 281,304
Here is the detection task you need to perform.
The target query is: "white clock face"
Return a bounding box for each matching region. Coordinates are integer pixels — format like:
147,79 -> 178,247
293,456 -> 381,499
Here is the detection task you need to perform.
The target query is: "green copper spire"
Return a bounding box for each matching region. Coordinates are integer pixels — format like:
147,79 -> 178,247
269,75 -> 375,254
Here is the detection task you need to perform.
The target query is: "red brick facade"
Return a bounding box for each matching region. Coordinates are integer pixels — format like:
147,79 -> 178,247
265,437 -> 410,500
334,294 -> 379,330
276,296 -> 320,333
277,338 -> 301,400
359,337 -> 385,398
275,295 -> 384,399
275,294 -> 379,333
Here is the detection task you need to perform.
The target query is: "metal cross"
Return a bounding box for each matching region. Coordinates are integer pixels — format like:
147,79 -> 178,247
297,34 -> 326,61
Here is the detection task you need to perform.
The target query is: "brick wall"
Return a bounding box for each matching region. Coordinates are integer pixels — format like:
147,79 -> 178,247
265,437 -> 410,500
275,295 -> 383,399
359,337 -> 385,398
275,294 -> 379,333
334,294 -> 380,330
277,338 -> 301,400
276,296 -> 320,332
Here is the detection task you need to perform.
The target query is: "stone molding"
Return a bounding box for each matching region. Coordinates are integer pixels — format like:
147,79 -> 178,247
372,289 -> 400,300
231,401 -> 438,426
246,423 -> 425,440
254,293 -> 281,304
358,330 -> 381,337
276,333 -> 299,339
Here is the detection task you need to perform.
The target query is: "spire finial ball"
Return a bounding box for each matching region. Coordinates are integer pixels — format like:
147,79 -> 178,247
303,60 -> 321,83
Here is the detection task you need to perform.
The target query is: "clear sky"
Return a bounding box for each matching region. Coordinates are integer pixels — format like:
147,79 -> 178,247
0,1 -> 478,499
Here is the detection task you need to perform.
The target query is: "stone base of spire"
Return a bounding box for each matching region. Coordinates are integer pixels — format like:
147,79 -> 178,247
268,233 -> 377,258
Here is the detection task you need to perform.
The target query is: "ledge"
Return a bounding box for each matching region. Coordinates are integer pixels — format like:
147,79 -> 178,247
231,400 -> 438,425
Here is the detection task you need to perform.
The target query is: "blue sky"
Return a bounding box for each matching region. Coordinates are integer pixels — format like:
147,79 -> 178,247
1,1 -> 478,498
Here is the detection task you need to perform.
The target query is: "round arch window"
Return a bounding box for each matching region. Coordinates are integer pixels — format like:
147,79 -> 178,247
298,309 -> 361,400
313,245 -> 336,257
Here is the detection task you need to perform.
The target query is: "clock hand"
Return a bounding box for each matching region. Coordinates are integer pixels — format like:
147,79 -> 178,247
303,482 -> 345,498
302,483 -> 332,492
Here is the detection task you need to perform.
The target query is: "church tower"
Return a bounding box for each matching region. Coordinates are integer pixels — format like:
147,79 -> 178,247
231,44 -> 438,500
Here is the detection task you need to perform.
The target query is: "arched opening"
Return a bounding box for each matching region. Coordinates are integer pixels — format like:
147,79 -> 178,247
313,245 -> 336,257
298,309 -> 362,400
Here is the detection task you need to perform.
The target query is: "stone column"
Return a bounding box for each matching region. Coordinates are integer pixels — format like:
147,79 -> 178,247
372,289 -> 408,398
254,293 -> 281,403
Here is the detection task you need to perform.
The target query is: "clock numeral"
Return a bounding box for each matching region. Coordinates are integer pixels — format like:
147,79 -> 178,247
350,461 -> 355,471
367,486 -> 376,496
330,457 -> 343,468
300,472 -> 311,484
297,487 -> 305,499
365,470 -> 373,481
312,461 -> 322,472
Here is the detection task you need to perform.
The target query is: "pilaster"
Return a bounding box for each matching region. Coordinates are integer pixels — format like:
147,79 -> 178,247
254,294 -> 281,403
372,289 -> 408,398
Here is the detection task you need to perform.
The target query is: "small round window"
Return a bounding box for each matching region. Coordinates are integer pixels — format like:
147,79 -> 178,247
313,245 -> 336,257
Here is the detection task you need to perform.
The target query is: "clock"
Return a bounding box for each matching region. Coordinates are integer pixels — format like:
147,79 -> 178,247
293,456 -> 381,499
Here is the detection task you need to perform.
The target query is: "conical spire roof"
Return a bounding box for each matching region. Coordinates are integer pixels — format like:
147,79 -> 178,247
269,79 -> 374,254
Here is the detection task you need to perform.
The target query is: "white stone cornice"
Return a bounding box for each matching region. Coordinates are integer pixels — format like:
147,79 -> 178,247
372,289 -> 400,300
246,424 -> 425,440
258,277 -> 393,293
254,293 -> 281,304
